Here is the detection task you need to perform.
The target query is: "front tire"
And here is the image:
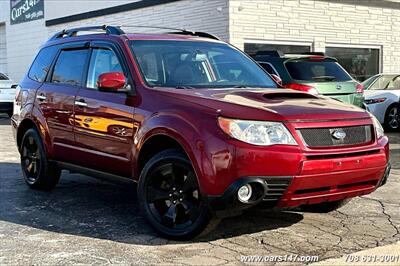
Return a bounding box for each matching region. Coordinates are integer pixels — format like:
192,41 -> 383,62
301,199 -> 351,213
20,128 -> 61,191
138,149 -> 217,240
384,104 -> 399,131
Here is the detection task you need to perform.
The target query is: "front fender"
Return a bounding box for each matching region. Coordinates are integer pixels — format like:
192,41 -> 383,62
134,111 -> 235,196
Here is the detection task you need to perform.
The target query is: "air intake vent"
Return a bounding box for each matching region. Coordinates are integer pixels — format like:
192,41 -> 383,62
263,93 -> 318,100
262,177 -> 292,202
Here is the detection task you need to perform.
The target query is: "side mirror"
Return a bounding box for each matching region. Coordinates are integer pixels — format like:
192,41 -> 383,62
97,72 -> 127,92
270,74 -> 282,86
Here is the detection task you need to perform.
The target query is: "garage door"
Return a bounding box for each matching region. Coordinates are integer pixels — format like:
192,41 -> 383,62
0,24 -> 6,74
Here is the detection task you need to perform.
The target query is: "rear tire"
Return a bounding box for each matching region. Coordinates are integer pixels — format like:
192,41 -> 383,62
20,128 -> 61,191
138,149 -> 218,240
384,104 -> 399,131
301,199 -> 351,213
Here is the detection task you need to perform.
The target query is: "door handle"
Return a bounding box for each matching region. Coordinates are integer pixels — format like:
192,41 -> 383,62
36,94 -> 47,101
74,99 -> 88,107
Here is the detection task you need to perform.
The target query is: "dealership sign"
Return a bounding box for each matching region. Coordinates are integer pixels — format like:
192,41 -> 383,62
10,0 -> 44,25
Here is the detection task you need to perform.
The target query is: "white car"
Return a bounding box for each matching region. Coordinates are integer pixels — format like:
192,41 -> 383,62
0,73 -> 17,118
363,74 -> 400,131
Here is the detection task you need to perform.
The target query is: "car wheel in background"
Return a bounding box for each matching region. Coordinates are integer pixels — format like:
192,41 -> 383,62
384,104 -> 399,131
20,128 -> 61,190
138,149 -> 219,240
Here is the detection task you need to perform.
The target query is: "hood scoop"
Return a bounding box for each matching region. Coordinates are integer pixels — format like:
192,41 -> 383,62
262,92 -> 318,100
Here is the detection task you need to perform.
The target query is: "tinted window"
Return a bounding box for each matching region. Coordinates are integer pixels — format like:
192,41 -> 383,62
370,75 -> 400,90
0,73 -> 9,80
28,46 -> 58,82
244,43 -> 311,57
285,60 -> 353,82
86,48 -> 123,89
51,49 -> 88,86
326,47 -> 380,82
130,40 -> 276,89
259,63 -> 278,75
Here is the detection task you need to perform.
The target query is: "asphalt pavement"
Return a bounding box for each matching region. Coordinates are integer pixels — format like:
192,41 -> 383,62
0,114 -> 399,265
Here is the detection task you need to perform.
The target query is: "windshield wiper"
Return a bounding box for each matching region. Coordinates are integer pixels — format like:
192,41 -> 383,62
311,76 -> 337,81
175,86 -> 196,90
232,85 -> 250,88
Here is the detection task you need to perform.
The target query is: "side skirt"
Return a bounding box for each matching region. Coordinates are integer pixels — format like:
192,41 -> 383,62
53,161 -> 136,186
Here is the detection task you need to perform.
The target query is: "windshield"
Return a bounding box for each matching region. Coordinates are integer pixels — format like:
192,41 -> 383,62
367,75 -> 400,90
129,40 -> 277,89
285,60 -> 353,82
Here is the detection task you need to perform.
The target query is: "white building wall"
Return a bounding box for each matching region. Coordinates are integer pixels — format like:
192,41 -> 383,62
45,0 -> 133,20
47,0 -> 229,42
229,0 -> 400,74
3,0 -> 228,82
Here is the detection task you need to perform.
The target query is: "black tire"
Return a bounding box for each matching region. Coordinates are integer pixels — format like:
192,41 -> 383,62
384,104 -> 399,131
138,149 -> 218,240
301,199 -> 351,213
20,128 -> 61,191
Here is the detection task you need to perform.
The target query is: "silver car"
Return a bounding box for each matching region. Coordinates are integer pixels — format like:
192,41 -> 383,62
363,74 -> 400,131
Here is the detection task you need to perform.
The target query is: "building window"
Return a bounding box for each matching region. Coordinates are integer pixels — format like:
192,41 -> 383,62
244,43 -> 311,57
325,46 -> 380,82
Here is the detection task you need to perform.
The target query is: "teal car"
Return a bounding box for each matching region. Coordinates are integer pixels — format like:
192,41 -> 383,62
254,51 -> 365,108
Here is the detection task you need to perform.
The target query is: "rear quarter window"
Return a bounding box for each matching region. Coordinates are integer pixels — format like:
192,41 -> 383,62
0,73 -> 9,80
285,60 -> 353,82
28,46 -> 58,82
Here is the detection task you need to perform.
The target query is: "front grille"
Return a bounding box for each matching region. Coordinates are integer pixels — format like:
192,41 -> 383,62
298,125 -> 373,147
262,177 -> 292,202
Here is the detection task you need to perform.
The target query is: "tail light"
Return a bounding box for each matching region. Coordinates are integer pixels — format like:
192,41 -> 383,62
356,83 -> 364,94
284,83 -> 319,95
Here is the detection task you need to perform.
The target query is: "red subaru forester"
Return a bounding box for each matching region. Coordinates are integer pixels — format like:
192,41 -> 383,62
12,26 -> 390,240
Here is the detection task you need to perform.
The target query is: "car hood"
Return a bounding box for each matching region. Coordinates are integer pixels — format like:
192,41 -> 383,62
161,87 -> 370,121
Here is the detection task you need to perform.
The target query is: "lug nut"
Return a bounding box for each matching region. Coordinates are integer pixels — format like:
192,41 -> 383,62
173,200 -> 177,204
172,187 -> 176,191
179,190 -> 183,193
169,194 -> 172,197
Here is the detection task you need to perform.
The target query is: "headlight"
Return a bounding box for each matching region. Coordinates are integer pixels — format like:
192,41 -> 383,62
365,98 -> 386,105
218,117 -> 297,146
371,114 -> 384,139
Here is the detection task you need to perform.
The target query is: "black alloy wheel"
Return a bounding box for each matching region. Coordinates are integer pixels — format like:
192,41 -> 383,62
138,149 -> 217,240
20,129 -> 61,190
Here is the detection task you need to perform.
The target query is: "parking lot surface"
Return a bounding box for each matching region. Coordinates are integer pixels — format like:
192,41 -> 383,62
0,114 -> 399,265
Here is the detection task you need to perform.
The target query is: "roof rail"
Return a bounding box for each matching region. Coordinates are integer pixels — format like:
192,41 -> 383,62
120,25 -> 220,40
168,30 -> 220,40
49,25 -> 124,41
49,25 -> 220,41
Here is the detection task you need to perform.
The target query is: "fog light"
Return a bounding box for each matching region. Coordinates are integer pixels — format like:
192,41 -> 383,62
237,184 -> 252,203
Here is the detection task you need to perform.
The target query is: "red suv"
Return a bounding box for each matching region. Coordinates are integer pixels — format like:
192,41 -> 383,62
12,26 -> 390,240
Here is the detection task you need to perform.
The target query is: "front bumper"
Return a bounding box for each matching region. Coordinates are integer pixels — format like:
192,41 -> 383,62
207,161 -> 390,217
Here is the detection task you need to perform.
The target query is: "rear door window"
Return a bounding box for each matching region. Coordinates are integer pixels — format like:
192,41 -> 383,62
51,49 -> 89,86
285,60 -> 353,82
28,46 -> 58,82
